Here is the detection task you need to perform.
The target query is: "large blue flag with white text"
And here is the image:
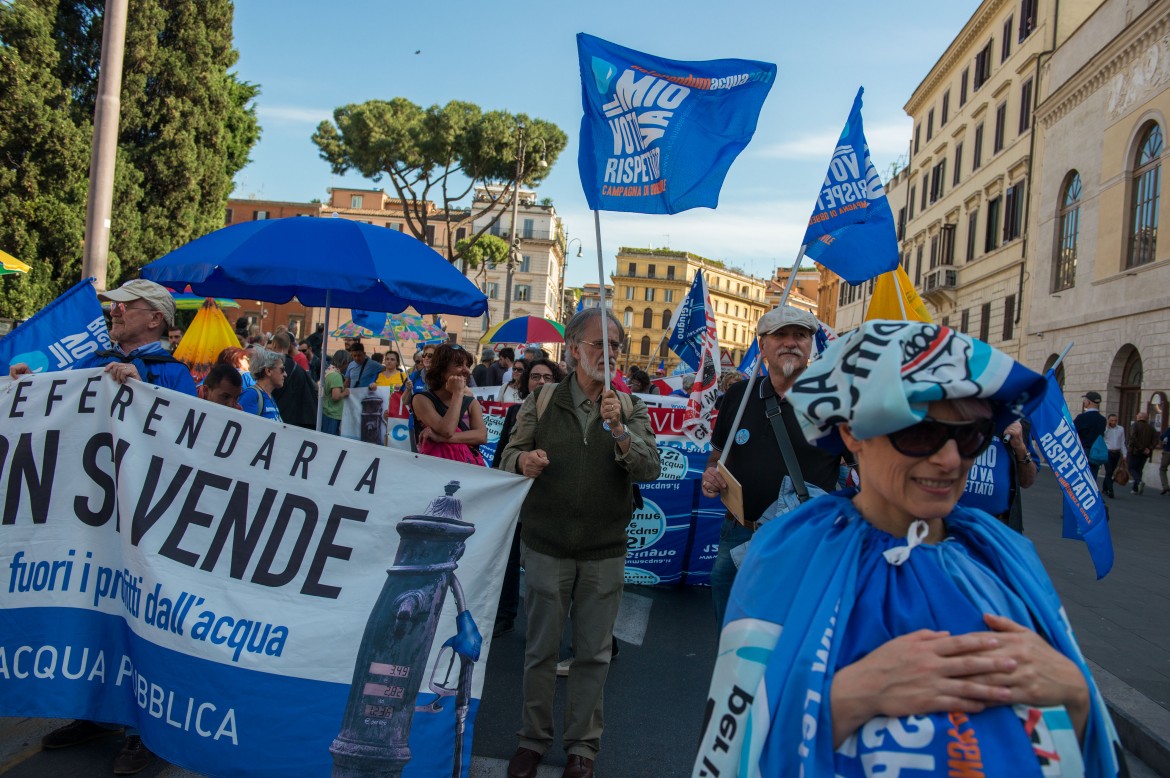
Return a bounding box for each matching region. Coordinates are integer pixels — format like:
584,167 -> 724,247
1029,371 -> 1114,579
666,271 -> 710,371
737,339 -> 762,377
802,88 -> 900,284
576,33 -> 776,214
0,277 -> 110,374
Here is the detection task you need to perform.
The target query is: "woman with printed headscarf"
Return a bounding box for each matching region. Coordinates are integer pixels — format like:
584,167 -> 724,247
694,321 -> 1123,778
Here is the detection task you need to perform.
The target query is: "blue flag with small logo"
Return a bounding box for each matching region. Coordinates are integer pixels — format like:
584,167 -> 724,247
576,33 -> 776,214
0,278 -> 111,374
666,270 -> 709,371
802,88 -> 900,284
737,339 -> 765,377
1029,371 -> 1114,579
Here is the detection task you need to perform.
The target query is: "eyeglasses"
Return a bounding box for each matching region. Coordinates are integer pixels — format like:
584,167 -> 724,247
528,371 -> 555,384
109,301 -> 154,315
580,339 -> 623,352
886,417 -> 995,459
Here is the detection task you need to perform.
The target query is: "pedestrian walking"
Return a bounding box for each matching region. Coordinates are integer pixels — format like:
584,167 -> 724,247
1128,412 -> 1157,494
1101,413 -> 1126,498
1160,424 -> 1170,495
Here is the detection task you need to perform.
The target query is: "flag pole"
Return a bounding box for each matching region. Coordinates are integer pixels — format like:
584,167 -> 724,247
892,269 -> 909,320
1051,341 -> 1075,372
316,289 -> 331,432
718,249 -> 805,466
593,210 -> 612,390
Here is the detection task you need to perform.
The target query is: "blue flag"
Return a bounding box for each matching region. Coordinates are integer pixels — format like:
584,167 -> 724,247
576,33 -> 776,214
802,88 -> 900,284
575,296 -> 585,313
1029,371 -> 1114,579
666,271 -> 710,371
737,339 -> 766,377
0,278 -> 111,373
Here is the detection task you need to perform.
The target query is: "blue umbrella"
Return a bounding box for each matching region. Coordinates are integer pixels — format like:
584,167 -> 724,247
140,217 -> 486,316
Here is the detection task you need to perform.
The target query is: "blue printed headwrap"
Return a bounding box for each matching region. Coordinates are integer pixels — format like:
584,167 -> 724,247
788,321 -> 1047,450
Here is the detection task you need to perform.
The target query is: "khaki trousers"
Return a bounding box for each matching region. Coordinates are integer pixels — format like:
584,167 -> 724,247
518,542 -> 625,760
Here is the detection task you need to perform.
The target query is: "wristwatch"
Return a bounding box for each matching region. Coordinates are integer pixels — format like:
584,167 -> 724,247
612,428 -> 631,443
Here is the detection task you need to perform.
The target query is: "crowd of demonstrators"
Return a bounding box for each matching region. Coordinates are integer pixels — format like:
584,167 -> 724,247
268,330 -> 317,429
239,349 -> 284,421
499,309 -> 660,778
701,306 -> 842,628
493,358 -> 564,640
697,321 -> 1121,777
165,325 -> 183,352
669,374 -> 694,397
410,343 -> 487,464
624,366 -> 658,394
1102,413 -> 1127,498
1128,411 -> 1158,494
216,346 -> 254,390
472,348 -> 496,386
321,350 -> 351,435
713,369 -> 744,410
374,349 -> 406,388
956,418 -> 1038,531
197,363 -> 243,409
488,346 -> 514,386
344,341 -> 382,389
499,358 -> 527,402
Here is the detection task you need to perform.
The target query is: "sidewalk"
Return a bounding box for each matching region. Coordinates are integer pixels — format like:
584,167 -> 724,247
1025,473 -> 1170,772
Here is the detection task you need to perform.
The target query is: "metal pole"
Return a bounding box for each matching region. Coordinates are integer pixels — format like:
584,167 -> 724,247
503,124 -> 525,321
593,211 -> 611,389
316,291 -> 331,432
81,0 -> 129,291
1051,341 -> 1075,372
718,250 -> 805,467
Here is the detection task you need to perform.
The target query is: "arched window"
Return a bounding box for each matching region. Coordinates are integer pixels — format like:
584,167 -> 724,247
642,307 -> 654,329
1129,123 -> 1162,268
623,307 -> 633,328
661,309 -> 672,329
1054,172 -> 1080,291
640,336 -> 651,356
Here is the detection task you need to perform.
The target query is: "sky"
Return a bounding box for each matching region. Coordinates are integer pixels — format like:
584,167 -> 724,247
230,0 -> 983,288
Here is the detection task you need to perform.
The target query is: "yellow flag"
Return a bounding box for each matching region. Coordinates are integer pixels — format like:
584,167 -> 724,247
865,265 -> 932,322
173,298 -> 242,382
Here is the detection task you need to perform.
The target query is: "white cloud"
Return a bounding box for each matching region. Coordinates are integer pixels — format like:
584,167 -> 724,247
256,105 -> 333,125
754,118 -> 912,162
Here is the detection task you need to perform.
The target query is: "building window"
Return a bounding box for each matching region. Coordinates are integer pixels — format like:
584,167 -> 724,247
994,103 -> 1007,154
640,336 -> 651,356
979,302 -> 991,341
1020,0 -> 1038,40
915,243 -> 924,285
897,207 -> 906,241
927,109 -> 935,141
974,41 -> 993,90
941,91 -> 950,125
350,195 -> 362,208
985,196 -> 1002,252
487,282 -> 499,299
642,308 -> 653,329
930,160 -> 947,203
920,175 -> 928,210
644,287 -> 655,301
520,255 -> 531,273
628,262 -> 637,276
667,266 -> 675,280
661,309 -> 672,328
929,234 -> 939,269
966,209 -> 979,261
522,218 -> 534,238
960,308 -> 970,333
253,210 -> 269,220
1001,17 -> 1013,61
1019,78 -> 1033,133
1054,171 -> 1081,291
455,227 -> 467,242
1003,294 -> 1016,340
914,124 -> 921,154
953,143 -> 963,186
425,224 -> 436,245
625,286 -> 634,300
908,186 -> 917,219
941,224 -> 956,265
647,264 -> 656,278
973,123 -> 984,169
1129,123 -> 1162,268
1003,180 -> 1025,242
515,285 -> 530,302
722,323 -> 728,339
623,308 -> 633,327
224,208 -> 234,224
664,289 -> 675,303
960,68 -> 969,106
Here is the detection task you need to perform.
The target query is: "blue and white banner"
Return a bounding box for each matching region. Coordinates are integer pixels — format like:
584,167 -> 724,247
576,33 -> 776,214
667,271 -> 709,372
1029,371 -> 1114,579
0,370 -> 530,777
737,339 -> 762,377
624,480 -> 698,586
0,278 -> 111,374
802,88 -> 900,284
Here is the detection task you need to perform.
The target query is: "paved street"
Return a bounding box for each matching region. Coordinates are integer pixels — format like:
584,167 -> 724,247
3,470 -> 1168,776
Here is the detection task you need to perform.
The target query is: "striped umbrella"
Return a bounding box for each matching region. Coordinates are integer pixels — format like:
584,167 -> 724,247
480,315 -> 565,345
172,298 -> 242,383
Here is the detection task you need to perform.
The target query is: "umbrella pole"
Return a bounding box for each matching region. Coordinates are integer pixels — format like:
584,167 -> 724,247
317,290 -> 331,432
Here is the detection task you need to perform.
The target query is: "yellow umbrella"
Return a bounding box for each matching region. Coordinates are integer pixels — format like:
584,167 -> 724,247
0,249 -> 31,276
173,298 -> 241,383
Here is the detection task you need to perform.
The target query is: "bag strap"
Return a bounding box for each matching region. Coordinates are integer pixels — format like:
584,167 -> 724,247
535,383 -> 557,420
763,393 -> 810,503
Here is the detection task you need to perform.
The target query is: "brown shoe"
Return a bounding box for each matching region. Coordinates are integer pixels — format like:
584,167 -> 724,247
563,754 -> 595,778
112,735 -> 154,775
507,746 -> 544,778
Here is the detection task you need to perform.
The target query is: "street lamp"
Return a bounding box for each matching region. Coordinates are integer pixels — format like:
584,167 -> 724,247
502,125 -> 548,321
560,236 -> 583,323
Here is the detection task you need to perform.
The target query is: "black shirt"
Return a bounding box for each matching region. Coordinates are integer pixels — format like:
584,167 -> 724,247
712,378 -> 841,525
1073,409 -> 1106,454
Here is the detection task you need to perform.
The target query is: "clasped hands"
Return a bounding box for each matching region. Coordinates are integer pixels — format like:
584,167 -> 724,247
830,613 -> 1090,748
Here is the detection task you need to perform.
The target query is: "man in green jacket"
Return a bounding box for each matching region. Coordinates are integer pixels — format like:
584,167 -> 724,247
498,308 -> 659,778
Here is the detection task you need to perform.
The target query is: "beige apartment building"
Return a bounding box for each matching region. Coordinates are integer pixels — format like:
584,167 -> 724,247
612,248 -> 769,373
1026,0 -> 1170,428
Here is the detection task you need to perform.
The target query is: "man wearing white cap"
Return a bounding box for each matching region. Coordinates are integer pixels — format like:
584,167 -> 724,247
9,278 -> 196,397
701,305 -> 842,629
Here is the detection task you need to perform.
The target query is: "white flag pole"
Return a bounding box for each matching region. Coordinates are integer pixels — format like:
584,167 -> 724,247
892,268 -> 909,320
593,210 -> 612,391
1051,341 -> 1075,372
718,248 -> 805,466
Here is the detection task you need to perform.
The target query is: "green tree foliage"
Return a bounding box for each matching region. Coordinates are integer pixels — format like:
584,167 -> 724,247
312,99 -> 567,265
0,0 -> 260,319
455,233 -> 508,303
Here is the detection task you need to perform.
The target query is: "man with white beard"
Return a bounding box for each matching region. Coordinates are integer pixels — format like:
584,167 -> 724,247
701,306 -> 843,628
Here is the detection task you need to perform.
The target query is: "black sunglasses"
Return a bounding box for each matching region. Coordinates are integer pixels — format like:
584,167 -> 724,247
886,417 -> 995,459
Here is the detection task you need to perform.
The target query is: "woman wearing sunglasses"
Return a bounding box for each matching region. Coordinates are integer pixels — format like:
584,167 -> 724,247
695,321 -> 1122,778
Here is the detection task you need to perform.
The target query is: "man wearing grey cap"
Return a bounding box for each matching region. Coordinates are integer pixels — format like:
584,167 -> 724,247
700,306 -> 842,629
9,279 -> 196,396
